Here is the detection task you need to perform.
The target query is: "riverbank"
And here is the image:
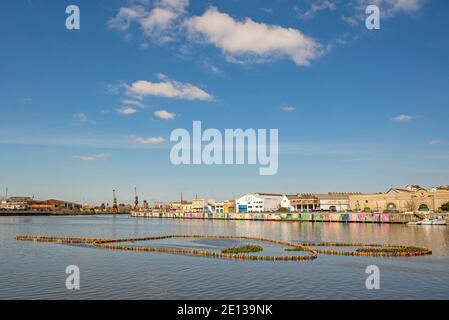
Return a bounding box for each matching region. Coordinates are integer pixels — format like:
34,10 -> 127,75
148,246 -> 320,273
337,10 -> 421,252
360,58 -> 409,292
0,211 -> 129,216
130,211 -> 449,224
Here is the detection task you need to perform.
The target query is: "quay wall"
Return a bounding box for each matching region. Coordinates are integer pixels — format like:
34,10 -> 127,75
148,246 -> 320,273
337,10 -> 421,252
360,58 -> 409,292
130,211 -> 426,224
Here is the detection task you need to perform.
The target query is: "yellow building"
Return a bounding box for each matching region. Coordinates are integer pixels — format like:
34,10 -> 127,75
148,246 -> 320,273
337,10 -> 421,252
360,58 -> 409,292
223,200 -> 236,213
349,185 -> 449,213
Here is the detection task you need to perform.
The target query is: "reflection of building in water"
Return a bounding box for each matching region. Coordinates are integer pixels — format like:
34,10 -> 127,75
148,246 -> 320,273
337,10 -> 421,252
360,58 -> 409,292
348,185 -> 449,213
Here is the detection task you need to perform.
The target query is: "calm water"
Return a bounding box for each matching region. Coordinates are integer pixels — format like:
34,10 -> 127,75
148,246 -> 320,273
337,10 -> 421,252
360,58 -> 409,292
1,215 -> 448,299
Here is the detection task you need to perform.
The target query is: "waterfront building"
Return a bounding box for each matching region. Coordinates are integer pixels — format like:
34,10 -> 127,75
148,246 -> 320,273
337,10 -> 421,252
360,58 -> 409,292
170,202 -> 183,213
153,202 -> 171,212
284,194 -> 319,212
317,193 -> 357,212
280,195 -> 294,211
203,203 -> 216,214
45,199 -> 82,211
82,204 -> 95,213
192,198 -> 215,213
0,196 -> 31,210
236,193 -> 283,213
215,202 -> 224,213
223,200 -> 236,213
28,200 -> 54,211
348,185 -> 449,213
181,202 -> 193,212
1,197 -> 81,212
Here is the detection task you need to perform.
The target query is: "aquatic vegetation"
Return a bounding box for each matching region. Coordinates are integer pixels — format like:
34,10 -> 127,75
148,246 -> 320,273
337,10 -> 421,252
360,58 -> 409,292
221,245 -> 263,254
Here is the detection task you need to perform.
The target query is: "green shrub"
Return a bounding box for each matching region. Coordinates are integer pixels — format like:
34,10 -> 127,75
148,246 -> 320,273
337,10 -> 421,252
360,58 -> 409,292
221,245 -> 263,254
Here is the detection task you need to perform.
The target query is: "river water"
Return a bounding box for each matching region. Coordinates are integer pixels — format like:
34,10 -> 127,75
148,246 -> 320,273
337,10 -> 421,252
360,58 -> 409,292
1,215 -> 448,299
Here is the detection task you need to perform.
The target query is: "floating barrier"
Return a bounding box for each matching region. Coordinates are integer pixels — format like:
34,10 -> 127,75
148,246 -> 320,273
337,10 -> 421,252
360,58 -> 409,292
15,235 -> 432,262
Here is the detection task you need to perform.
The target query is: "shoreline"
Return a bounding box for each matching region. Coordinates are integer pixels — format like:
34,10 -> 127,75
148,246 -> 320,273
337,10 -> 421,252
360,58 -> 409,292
0,211 -> 129,217
130,211 -> 449,224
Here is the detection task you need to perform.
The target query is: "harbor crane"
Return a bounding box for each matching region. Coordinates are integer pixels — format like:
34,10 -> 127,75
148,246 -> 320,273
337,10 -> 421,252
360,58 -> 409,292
112,189 -> 118,214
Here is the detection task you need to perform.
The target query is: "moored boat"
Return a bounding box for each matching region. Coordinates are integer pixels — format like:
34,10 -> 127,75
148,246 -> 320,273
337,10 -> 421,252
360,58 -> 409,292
407,217 -> 447,226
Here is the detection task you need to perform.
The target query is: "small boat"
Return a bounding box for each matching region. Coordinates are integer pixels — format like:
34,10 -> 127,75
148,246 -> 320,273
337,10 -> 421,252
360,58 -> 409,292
407,217 -> 447,226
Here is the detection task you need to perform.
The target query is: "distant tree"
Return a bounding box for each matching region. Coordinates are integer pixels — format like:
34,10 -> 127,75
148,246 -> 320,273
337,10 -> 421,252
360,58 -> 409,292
100,203 -> 106,210
440,202 -> 449,212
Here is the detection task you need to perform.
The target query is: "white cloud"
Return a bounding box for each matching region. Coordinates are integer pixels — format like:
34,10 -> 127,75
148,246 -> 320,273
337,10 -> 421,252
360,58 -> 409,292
281,105 -> 296,112
107,6 -> 146,31
130,74 -> 214,100
73,113 -> 88,122
341,15 -> 359,26
154,109 -> 176,120
118,107 -> 138,115
73,153 -> 111,161
121,99 -> 145,109
132,136 -> 165,144
295,1 -> 336,21
107,82 -> 130,95
361,0 -> 424,17
108,0 -> 189,43
392,114 -> 415,122
429,140 -> 441,145
203,61 -> 222,75
186,7 -> 321,66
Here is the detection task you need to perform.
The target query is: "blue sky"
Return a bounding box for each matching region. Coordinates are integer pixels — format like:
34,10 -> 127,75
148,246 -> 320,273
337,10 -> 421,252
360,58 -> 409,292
1,0 -> 449,204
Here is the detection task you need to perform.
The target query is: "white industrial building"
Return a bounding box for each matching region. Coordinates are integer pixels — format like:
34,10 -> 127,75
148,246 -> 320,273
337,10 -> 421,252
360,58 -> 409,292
236,193 -> 283,213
